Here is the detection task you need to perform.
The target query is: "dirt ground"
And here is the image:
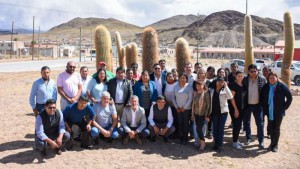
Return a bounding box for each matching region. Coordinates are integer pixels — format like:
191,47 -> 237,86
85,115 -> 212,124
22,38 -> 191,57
0,58 -> 299,169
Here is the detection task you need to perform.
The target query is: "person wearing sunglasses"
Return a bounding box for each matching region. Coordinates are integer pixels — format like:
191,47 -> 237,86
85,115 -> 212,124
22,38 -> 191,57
150,63 -> 166,96
35,99 -> 71,156
242,64 -> 267,149
57,61 -> 82,111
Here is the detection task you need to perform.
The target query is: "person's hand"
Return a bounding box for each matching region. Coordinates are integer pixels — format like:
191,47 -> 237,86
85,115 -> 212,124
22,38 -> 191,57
56,136 -> 63,147
153,126 -> 160,135
223,81 -> 227,87
180,108 -> 185,112
125,104 -> 131,108
50,140 -> 59,149
33,109 -> 39,117
191,115 -> 195,121
205,117 -> 210,122
128,131 -> 135,139
103,130 -> 111,138
66,126 -> 71,132
109,99 -> 114,105
234,109 -> 239,118
176,108 -> 181,113
86,124 -> 91,132
159,128 -> 168,136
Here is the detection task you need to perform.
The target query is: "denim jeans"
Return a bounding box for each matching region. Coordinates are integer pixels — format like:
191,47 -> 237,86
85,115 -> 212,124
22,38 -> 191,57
244,104 -> 264,143
195,115 -> 206,141
90,124 -> 119,139
117,127 -> 150,138
35,132 -> 71,150
212,113 -> 228,147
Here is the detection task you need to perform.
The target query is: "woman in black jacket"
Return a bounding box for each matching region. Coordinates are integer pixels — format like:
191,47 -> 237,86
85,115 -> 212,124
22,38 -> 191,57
260,72 -> 293,152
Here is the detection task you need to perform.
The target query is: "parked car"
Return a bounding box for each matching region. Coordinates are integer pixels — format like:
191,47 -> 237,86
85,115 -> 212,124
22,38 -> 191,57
221,59 -> 245,75
254,59 -> 267,71
270,60 -> 300,85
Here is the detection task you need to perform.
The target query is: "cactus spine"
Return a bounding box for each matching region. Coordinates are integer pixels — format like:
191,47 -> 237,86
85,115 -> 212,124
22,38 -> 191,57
115,31 -> 125,67
131,42 -> 139,66
281,12 -> 295,88
94,25 -> 113,71
175,37 -> 191,75
142,27 -> 160,72
244,15 -> 254,74
126,44 -> 132,68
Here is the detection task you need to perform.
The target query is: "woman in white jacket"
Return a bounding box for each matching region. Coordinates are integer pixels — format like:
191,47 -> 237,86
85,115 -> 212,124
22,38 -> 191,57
208,77 -> 238,153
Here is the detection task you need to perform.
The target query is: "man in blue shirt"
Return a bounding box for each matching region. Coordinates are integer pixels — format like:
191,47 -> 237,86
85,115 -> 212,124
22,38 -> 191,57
63,95 -> 95,149
29,66 -> 57,117
35,99 -> 70,156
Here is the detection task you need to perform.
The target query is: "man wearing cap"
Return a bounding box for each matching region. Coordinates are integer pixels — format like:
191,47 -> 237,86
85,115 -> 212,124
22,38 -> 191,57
148,95 -> 175,143
93,61 -> 115,81
242,64 -> 267,149
29,66 -> 57,117
107,67 -> 133,120
57,61 -> 82,111
35,99 -> 70,156
63,95 -> 95,149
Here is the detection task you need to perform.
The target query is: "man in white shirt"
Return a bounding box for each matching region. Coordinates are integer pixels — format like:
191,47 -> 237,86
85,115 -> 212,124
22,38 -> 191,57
150,63 -> 166,96
80,66 -> 92,97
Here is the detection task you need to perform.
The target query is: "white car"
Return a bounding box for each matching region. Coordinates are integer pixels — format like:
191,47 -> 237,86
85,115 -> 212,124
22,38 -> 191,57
221,59 -> 245,74
270,60 -> 300,85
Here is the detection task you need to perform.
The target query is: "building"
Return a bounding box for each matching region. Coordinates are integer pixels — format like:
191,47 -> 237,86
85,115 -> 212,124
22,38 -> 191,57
0,41 -> 25,55
275,40 -> 300,61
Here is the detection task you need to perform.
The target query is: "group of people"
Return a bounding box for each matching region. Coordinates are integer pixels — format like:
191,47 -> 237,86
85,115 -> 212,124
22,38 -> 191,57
29,59 -> 293,157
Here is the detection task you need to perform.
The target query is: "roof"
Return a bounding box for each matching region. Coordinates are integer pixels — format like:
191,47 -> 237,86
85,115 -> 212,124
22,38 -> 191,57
275,40 -> 300,49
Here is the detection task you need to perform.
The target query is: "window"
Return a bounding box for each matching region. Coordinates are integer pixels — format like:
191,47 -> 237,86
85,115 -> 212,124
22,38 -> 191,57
277,62 -> 282,68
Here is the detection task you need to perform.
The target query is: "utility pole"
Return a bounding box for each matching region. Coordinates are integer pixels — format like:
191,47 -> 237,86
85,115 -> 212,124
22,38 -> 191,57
246,0 -> 248,14
10,21 -> 14,59
32,16 -> 35,60
196,13 -> 200,63
91,28 -> 93,61
38,26 -> 40,60
79,27 -> 82,62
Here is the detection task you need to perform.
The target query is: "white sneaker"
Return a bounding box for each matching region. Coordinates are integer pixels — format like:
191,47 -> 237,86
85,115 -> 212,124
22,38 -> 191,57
232,142 -> 243,150
237,141 -> 244,147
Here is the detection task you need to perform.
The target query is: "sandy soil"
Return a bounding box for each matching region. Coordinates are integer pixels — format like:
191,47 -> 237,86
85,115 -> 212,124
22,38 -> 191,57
0,58 -> 299,169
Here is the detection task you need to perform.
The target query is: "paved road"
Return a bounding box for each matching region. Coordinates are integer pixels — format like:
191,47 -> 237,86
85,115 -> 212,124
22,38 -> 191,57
0,57 -> 94,72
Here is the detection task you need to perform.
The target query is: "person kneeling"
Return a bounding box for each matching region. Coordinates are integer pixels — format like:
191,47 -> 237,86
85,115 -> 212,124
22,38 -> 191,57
35,99 -> 70,156
148,95 -> 175,143
91,91 -> 119,144
118,95 -> 150,145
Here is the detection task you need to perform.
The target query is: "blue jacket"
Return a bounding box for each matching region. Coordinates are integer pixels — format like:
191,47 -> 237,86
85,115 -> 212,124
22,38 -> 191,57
149,72 -> 166,85
260,82 -> 293,117
133,80 -> 158,108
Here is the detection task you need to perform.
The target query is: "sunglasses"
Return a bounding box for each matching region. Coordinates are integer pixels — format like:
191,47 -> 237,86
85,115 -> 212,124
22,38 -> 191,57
133,66 -> 138,68
155,67 -> 161,70
69,66 -> 76,69
47,106 -> 56,110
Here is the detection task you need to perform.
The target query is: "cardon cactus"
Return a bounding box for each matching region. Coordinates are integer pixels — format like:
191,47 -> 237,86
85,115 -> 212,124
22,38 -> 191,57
175,37 -> 191,75
121,47 -> 126,67
244,15 -> 254,74
115,31 -> 125,67
95,25 -> 113,71
131,42 -> 139,66
142,27 -> 160,72
126,44 -> 132,68
281,12 -> 295,88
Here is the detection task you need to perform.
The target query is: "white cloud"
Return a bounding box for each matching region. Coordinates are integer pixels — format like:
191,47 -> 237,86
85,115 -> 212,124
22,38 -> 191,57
0,0 -> 299,31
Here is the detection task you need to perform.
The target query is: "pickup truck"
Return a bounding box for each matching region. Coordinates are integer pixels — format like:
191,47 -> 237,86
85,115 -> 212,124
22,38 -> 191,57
270,60 -> 300,85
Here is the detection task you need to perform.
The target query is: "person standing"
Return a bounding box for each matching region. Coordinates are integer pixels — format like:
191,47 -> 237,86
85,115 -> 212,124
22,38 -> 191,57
29,66 -> 57,117
57,61 -> 82,111
107,67 -> 133,120
35,99 -> 70,156
172,73 -> 193,145
261,72 -> 292,152
80,66 -> 92,97
131,62 -> 141,81
150,63 -> 166,96
159,59 -> 168,78
242,64 -> 267,149
87,68 -> 108,105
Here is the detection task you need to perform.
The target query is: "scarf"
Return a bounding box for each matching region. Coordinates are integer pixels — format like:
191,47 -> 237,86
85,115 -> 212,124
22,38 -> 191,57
268,82 -> 278,121
192,91 -> 205,116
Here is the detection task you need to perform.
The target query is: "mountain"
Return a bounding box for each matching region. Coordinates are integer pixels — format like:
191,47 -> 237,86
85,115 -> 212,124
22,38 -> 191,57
182,10 -> 300,47
148,14 -> 205,30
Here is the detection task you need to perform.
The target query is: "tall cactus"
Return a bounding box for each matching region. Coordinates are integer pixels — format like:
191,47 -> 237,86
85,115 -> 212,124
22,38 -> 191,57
115,31 -> 125,67
175,37 -> 191,75
126,44 -> 132,68
244,15 -> 254,74
131,42 -> 139,66
142,27 -> 160,72
281,12 -> 295,88
95,25 -> 113,71
121,47 -> 126,68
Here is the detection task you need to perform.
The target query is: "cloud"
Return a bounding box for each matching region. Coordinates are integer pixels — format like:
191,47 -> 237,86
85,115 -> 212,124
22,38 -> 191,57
0,0 -> 299,31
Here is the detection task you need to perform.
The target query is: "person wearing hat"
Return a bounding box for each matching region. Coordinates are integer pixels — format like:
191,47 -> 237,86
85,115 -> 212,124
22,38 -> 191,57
208,77 -> 238,153
92,61 -> 115,81
148,95 -> 175,143
242,64 -> 267,149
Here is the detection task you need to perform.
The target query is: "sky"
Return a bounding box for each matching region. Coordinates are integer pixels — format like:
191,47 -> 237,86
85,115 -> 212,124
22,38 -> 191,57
0,0 -> 299,31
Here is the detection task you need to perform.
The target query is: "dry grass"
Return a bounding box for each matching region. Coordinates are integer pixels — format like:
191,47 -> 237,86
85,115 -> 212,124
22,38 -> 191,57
0,58 -> 299,169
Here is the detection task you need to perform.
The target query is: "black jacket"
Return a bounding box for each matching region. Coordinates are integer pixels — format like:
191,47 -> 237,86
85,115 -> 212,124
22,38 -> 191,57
242,75 -> 267,107
260,82 -> 293,117
107,78 -> 133,106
